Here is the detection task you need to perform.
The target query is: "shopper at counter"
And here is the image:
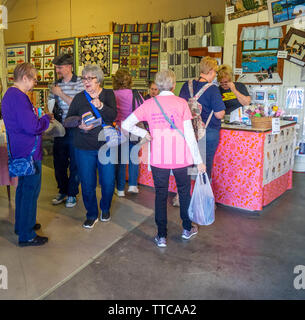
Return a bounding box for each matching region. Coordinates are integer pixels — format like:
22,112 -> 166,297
179,56 -> 225,179
122,69 -> 206,248
217,64 -> 251,115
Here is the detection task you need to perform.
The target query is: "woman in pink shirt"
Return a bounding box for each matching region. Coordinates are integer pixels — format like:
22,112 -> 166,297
122,70 -> 205,248
113,69 -> 143,196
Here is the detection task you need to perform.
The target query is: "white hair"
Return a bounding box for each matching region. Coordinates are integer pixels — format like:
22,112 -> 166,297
154,69 -> 176,92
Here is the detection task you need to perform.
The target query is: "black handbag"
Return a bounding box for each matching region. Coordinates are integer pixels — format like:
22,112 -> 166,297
53,102 -> 63,123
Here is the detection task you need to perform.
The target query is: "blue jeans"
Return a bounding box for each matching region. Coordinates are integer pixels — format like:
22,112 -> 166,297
116,141 -> 139,191
15,161 -> 42,242
205,128 -> 220,179
53,129 -> 79,197
75,148 -> 115,220
151,165 -> 192,238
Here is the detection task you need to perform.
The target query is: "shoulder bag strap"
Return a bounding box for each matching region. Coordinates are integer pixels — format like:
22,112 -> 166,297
153,97 -> 185,139
194,83 -> 214,130
83,90 -> 105,127
205,110 -> 214,129
194,82 -> 213,100
132,89 -> 144,111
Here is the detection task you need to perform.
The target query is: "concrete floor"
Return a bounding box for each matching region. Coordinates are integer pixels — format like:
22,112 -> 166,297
1,163 -> 305,300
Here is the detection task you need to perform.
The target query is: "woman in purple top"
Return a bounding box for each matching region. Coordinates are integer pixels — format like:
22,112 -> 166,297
113,69 -> 144,196
1,63 -> 52,247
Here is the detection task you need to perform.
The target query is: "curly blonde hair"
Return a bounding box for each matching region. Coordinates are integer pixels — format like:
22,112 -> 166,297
199,56 -> 218,75
112,69 -> 132,90
217,64 -> 233,83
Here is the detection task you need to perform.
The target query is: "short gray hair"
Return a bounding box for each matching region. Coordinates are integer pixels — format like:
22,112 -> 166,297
154,70 -> 176,92
82,64 -> 104,84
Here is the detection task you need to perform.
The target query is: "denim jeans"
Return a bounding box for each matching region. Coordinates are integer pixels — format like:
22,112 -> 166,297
75,148 -> 115,220
116,141 -> 140,191
53,128 -> 79,197
15,161 -> 42,242
205,127 -> 220,180
151,165 -> 192,238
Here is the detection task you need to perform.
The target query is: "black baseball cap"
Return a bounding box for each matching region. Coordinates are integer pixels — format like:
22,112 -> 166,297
52,54 -> 73,66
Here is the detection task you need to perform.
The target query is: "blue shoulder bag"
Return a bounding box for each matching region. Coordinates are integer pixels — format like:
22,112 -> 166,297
6,134 -> 38,177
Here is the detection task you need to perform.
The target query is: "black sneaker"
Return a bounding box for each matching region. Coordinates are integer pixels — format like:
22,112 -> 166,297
82,218 -> 98,229
18,235 -> 48,247
100,212 -> 110,222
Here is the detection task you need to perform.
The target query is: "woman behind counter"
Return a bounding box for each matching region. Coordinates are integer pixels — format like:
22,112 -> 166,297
217,64 -> 251,115
66,65 -> 117,229
2,63 -> 52,247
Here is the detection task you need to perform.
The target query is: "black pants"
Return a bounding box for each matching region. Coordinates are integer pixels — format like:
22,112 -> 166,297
151,166 -> 192,238
53,129 -> 79,197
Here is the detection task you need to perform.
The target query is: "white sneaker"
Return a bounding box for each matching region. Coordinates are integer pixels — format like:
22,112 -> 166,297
128,186 -> 139,193
115,189 -> 125,197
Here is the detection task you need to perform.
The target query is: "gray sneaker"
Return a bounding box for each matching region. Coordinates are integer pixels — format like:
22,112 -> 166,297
154,236 -> 167,247
52,193 -> 67,205
181,226 -> 198,240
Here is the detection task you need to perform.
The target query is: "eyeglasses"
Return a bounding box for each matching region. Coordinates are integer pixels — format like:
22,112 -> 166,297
81,76 -> 97,82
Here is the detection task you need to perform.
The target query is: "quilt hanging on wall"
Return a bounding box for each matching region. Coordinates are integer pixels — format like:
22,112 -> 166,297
78,34 -> 112,77
28,41 -> 57,84
112,22 -> 160,86
160,16 -> 212,82
6,44 -> 28,84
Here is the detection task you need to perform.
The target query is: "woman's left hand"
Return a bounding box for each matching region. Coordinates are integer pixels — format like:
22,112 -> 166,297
79,121 -> 94,131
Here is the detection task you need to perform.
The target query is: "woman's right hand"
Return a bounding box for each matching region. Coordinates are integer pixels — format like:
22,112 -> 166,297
197,163 -> 206,173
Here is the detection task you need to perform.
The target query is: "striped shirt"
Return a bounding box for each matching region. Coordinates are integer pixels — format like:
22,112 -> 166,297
48,73 -> 84,121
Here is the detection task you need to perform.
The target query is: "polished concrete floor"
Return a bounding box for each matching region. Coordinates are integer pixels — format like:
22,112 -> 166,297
1,163 -> 305,300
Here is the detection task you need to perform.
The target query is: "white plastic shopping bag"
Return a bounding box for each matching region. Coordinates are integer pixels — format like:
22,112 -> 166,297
188,172 -> 215,225
44,119 -> 66,138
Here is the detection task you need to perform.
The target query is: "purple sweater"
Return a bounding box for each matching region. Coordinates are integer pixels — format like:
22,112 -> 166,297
2,87 -> 50,161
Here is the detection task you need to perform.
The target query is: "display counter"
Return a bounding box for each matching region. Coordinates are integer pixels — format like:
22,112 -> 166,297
138,120 -> 296,212
212,121 -> 296,211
